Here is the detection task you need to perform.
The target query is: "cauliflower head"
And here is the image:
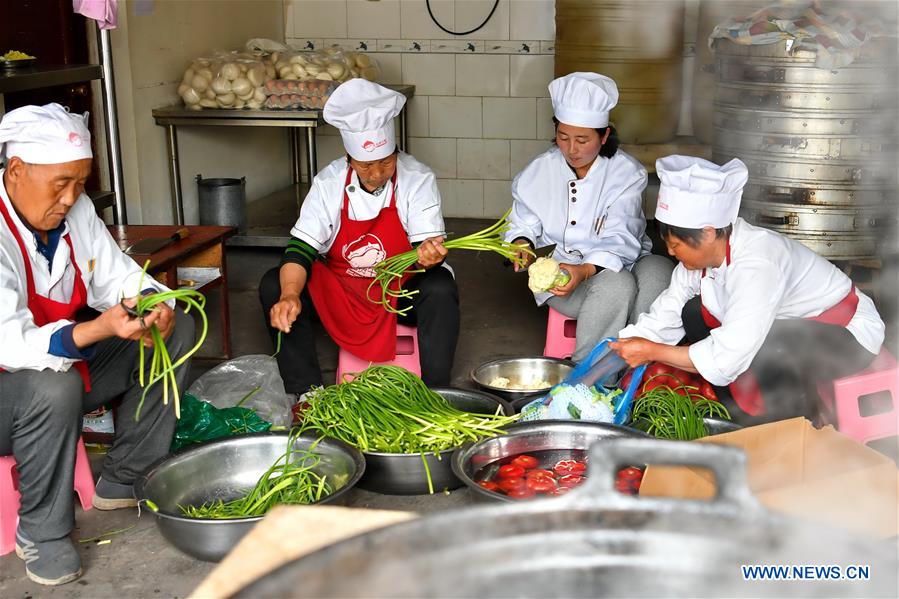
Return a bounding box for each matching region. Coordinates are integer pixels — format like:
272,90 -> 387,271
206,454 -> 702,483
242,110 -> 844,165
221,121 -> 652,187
527,257 -> 571,293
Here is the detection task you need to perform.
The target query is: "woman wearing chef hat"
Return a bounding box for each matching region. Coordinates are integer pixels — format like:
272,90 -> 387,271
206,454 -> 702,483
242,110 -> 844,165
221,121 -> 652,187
507,72 -> 674,361
611,155 -> 885,424
259,79 -> 459,392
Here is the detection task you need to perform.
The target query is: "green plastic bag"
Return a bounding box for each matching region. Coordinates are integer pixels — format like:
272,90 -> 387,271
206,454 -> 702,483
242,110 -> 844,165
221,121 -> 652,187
171,393 -> 272,452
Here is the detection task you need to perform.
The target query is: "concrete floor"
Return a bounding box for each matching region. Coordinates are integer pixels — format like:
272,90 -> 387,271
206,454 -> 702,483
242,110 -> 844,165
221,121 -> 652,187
1,218 -> 897,597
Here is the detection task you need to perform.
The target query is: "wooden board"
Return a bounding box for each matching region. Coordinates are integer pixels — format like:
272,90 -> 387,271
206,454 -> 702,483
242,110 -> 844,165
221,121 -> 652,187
189,505 -> 417,598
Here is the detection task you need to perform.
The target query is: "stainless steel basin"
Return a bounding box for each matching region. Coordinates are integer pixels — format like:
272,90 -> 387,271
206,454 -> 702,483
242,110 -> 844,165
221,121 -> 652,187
470,356 -> 574,403
133,432 -> 365,561
357,387 -> 514,495
452,420 -> 646,503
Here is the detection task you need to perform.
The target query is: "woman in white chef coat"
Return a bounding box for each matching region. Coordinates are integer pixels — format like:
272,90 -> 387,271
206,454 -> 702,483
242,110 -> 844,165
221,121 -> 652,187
508,72 -> 674,361
612,155 -> 885,424
259,80 -> 459,392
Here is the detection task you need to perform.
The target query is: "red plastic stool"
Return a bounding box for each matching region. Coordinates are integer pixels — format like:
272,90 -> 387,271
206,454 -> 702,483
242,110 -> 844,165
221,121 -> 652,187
1,436 -> 94,556
336,324 -> 421,383
817,348 -> 898,446
543,307 -> 577,360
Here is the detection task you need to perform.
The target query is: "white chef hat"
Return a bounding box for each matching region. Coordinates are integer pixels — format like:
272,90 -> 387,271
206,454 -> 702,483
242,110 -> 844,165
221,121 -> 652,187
549,72 -> 619,129
323,79 -> 405,162
655,155 -> 748,229
0,103 -> 92,165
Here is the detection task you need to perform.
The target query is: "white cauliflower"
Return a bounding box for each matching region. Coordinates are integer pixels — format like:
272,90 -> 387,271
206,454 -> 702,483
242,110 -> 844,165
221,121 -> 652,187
527,257 -> 571,293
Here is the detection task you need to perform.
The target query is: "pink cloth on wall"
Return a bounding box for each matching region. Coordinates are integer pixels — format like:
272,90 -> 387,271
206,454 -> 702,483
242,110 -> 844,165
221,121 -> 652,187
73,0 -> 118,30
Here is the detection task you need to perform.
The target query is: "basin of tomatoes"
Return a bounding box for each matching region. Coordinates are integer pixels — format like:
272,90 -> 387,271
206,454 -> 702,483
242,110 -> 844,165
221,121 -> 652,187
475,452 -> 644,500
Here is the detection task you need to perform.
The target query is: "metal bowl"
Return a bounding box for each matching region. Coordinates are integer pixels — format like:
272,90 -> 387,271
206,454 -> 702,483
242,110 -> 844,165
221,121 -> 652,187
703,417 -> 742,436
452,420 -> 646,503
471,356 -> 575,402
133,432 -> 365,562
357,387 -> 514,495
0,57 -> 36,70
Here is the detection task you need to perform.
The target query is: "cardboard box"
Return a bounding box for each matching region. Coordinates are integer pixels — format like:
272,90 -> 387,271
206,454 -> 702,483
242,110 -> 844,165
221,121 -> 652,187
639,418 -> 899,538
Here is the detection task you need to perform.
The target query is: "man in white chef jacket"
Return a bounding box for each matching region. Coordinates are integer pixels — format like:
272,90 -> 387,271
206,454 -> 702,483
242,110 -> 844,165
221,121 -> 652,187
0,104 -> 194,585
612,155 -> 884,424
506,72 -> 673,361
260,80 -> 458,392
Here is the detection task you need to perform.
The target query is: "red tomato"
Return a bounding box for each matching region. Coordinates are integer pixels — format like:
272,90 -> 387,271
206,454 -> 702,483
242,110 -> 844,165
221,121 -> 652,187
477,481 -> 499,491
558,474 -> 585,488
506,488 -> 536,499
549,486 -> 571,496
698,381 -> 718,402
553,460 -> 580,475
497,464 -> 525,479
619,369 -> 635,390
526,476 -> 557,493
497,477 -> 526,493
570,461 -> 587,473
510,455 -> 539,470
615,479 -> 636,494
525,469 -> 556,480
617,467 -> 644,482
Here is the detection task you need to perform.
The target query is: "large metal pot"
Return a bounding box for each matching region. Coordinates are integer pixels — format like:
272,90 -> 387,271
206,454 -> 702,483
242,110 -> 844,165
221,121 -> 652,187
356,387 -> 514,495
235,439 -> 897,598
134,432 -> 364,562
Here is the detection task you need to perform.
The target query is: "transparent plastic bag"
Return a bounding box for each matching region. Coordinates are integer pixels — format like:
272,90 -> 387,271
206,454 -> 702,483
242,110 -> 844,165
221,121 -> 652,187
178,50 -> 270,110
186,354 -> 294,427
520,338 -> 647,425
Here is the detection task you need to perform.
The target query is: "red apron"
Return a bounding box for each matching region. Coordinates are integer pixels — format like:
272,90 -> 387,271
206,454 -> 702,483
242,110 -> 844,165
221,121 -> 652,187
306,168 -> 411,362
0,198 -> 91,391
699,240 -> 857,415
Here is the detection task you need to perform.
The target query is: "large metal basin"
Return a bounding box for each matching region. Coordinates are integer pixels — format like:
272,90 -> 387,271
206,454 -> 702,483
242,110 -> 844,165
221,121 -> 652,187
357,387 -> 514,495
452,420 -> 646,503
471,356 -> 574,403
133,432 -> 364,562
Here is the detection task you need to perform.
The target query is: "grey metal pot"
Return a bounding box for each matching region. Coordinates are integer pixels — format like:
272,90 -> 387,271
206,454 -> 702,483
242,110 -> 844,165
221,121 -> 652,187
234,438 -> 897,598
134,432 -> 364,562
356,387 -> 514,495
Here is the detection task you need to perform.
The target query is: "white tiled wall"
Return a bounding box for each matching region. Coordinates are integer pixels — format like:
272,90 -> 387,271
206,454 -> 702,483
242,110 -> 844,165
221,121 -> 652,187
286,0 -> 556,218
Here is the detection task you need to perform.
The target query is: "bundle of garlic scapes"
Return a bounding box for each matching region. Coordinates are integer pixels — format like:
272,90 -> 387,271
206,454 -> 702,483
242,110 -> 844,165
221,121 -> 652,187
368,210 -> 534,316
133,261 -> 209,420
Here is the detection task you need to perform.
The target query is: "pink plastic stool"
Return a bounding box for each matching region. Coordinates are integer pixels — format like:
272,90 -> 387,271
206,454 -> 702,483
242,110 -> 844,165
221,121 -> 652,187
817,348 -> 898,446
336,324 -> 421,383
1,437 -> 94,556
543,307 -> 577,360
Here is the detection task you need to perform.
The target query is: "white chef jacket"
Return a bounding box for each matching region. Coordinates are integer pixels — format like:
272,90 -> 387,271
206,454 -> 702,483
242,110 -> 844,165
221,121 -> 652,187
290,152 -> 445,253
505,147 -> 653,304
619,218 -> 884,386
0,170 -> 169,373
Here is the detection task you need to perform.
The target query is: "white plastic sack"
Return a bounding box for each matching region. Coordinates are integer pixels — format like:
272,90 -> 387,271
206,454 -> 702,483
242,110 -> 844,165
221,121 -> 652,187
186,354 -> 293,427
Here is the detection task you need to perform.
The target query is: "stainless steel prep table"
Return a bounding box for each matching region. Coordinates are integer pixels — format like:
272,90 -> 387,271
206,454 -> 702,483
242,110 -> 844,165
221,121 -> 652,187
152,84 -> 415,246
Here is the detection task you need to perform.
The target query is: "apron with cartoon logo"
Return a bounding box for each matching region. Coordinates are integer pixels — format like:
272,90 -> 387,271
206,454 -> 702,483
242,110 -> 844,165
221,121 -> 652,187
307,168 -> 412,362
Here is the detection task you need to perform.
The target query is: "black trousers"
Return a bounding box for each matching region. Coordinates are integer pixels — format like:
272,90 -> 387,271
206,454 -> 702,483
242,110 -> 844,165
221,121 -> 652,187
259,265 -> 460,392
681,296 -> 876,426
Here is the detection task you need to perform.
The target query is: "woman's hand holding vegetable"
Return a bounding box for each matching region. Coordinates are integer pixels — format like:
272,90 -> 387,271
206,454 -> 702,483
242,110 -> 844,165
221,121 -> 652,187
610,337 -> 698,373
270,263 -> 307,333
270,293 -> 301,334
415,236 -> 447,269
512,239 -> 536,272
549,263 -> 595,297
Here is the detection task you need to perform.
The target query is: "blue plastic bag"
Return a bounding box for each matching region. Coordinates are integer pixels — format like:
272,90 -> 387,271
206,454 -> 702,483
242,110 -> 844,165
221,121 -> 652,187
520,337 -> 647,425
